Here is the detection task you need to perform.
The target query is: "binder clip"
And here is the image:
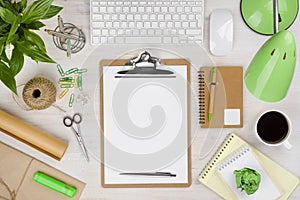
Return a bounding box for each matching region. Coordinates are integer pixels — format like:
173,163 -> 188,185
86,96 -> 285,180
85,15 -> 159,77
116,51 -> 174,77
45,15 -> 86,57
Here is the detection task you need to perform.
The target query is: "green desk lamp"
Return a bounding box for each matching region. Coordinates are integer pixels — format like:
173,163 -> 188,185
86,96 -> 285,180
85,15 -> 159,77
240,0 -> 298,35
243,0 -> 297,102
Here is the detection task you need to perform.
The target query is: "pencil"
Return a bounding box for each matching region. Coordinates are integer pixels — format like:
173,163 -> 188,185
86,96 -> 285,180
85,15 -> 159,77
208,67 -> 217,121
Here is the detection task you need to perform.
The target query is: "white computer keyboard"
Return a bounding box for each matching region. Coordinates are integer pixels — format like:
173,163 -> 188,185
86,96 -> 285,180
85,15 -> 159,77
90,0 -> 204,45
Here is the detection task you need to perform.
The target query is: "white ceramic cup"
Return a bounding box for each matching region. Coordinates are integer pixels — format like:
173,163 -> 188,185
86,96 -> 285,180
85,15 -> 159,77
255,110 -> 292,150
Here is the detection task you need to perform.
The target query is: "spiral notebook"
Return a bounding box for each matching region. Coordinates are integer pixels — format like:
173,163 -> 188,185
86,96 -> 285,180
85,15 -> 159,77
199,67 -> 243,128
217,145 -> 281,200
198,133 -> 299,200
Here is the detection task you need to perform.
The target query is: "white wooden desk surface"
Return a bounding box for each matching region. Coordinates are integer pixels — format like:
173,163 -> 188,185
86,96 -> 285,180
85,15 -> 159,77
1,0 -> 300,199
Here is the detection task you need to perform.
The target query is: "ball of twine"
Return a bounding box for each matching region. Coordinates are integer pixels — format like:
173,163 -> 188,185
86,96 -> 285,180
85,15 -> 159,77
22,77 -> 57,110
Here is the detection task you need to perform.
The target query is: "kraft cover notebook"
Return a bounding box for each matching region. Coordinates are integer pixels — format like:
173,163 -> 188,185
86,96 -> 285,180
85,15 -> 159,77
0,142 -> 85,200
100,59 -> 191,188
198,133 -> 299,200
199,67 -> 243,128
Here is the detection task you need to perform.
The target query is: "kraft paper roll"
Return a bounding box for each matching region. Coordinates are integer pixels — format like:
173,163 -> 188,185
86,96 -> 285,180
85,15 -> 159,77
0,109 -> 68,160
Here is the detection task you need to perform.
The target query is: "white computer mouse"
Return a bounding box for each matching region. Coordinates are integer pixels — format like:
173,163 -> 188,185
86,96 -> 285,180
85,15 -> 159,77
209,9 -> 233,56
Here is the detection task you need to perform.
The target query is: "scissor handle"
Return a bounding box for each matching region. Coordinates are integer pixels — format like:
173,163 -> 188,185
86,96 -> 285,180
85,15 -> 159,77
72,113 -> 82,123
63,113 -> 82,127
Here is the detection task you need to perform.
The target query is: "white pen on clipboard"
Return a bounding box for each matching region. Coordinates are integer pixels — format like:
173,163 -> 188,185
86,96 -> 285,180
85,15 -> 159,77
119,172 -> 176,177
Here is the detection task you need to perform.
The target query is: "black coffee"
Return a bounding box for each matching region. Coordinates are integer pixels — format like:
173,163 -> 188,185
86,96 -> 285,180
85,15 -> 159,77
256,111 -> 289,144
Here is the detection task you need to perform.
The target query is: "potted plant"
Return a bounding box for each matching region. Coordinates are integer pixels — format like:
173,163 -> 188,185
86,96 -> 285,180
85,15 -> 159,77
0,0 -> 62,94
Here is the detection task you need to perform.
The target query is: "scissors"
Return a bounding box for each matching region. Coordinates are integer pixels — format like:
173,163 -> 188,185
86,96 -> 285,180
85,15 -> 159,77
63,113 -> 89,161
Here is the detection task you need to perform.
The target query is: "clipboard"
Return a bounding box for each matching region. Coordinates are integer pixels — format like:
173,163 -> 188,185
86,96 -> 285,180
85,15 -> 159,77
100,51 -> 191,188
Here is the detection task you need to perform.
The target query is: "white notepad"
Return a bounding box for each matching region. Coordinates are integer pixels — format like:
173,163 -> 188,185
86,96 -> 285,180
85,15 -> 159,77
217,145 -> 281,200
100,59 -> 191,187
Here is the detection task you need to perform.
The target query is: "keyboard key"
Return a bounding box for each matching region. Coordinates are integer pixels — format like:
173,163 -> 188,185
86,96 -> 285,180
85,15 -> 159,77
125,37 -> 162,44
115,37 -> 125,43
102,29 -> 109,35
172,37 -> 179,44
92,22 -> 102,28
127,14 -> 134,20
92,7 -> 99,12
93,14 -> 102,20
186,29 -> 202,35
177,7 -> 183,12
137,22 -> 143,28
93,37 -> 99,44
153,7 -> 160,12
113,22 -> 120,27
99,7 -> 106,12
163,37 -> 172,43
133,29 -> 140,35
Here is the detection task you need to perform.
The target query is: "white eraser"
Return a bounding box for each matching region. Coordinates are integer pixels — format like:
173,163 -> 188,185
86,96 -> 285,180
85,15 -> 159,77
224,109 -> 240,125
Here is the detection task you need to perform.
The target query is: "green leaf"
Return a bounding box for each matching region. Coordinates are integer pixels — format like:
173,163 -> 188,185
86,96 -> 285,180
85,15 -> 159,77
1,50 -> 9,62
20,0 -> 27,10
7,15 -> 21,44
23,28 -> 46,52
21,0 -> 54,24
0,60 -> 17,94
0,18 -> 10,36
41,5 -> 62,20
14,0 -> 27,12
9,46 -> 24,76
16,40 -> 56,63
0,37 -> 6,55
0,7 -> 16,24
24,21 -> 45,30
0,0 -> 18,15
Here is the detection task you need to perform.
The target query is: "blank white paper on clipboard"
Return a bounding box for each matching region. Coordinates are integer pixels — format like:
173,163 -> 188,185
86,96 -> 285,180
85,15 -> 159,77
100,56 -> 191,188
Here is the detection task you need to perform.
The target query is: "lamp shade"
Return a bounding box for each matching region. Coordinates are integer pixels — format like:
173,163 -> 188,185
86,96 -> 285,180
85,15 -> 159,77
240,0 -> 298,35
244,30 -> 296,102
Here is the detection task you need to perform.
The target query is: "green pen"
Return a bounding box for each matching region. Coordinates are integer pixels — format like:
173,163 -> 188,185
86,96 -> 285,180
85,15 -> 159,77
33,171 -> 77,198
208,67 -> 217,121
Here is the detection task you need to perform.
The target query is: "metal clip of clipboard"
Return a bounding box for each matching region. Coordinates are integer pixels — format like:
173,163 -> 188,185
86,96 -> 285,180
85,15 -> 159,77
115,51 -> 176,78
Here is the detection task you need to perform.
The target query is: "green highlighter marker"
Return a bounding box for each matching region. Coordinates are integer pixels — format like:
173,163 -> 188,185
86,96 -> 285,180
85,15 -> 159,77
34,171 -> 77,198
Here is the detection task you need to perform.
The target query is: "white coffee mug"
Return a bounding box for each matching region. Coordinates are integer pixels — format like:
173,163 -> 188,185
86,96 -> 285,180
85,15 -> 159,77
255,110 -> 292,150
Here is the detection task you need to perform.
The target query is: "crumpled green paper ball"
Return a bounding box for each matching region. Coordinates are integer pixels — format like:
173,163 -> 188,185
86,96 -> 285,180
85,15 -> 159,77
234,168 -> 261,195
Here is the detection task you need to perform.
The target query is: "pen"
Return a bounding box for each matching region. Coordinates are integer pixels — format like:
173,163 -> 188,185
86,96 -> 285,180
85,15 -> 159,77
119,172 -> 176,177
58,15 -> 66,43
44,29 -> 82,41
208,67 -> 217,121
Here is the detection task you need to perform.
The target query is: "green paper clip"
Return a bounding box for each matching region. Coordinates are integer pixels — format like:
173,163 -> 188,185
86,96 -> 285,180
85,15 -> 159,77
77,68 -> 88,74
56,64 -> 65,76
78,74 -> 82,91
60,84 -> 74,88
59,77 -> 73,81
58,80 -> 73,85
33,171 -> 77,198
59,88 -> 69,99
65,68 -> 78,75
69,93 -> 75,107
